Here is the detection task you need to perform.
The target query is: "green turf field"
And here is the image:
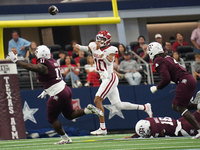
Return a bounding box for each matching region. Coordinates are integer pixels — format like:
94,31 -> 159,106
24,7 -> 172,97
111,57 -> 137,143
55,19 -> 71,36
1,134 -> 200,150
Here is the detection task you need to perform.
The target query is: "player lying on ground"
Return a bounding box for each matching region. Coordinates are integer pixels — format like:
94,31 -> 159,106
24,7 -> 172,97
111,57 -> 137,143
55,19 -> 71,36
8,45 -> 103,144
126,110 -> 200,138
74,30 -> 153,135
147,42 -> 200,139
126,92 -> 200,138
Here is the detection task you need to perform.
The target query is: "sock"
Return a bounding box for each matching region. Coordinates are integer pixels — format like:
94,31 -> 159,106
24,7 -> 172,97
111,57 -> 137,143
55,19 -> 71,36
115,102 -> 144,110
197,104 -> 200,110
61,133 -> 70,140
138,105 -> 145,111
84,108 -> 91,114
100,122 -> 106,129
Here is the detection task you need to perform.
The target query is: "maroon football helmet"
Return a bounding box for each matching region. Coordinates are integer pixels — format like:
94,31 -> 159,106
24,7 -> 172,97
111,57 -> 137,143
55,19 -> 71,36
96,30 -> 111,47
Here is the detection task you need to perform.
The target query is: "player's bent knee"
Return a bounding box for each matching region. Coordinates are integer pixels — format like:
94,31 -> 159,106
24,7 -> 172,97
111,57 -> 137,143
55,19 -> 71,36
114,102 -> 122,110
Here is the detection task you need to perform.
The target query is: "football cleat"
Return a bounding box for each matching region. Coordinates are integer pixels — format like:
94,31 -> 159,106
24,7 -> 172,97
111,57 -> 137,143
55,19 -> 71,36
192,132 -> 200,139
192,91 -> 200,104
87,104 -> 104,117
54,138 -> 72,145
90,127 -> 107,135
144,103 -> 153,118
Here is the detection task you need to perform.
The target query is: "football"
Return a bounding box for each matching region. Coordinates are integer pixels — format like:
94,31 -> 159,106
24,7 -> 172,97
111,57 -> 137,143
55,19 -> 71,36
48,5 -> 58,15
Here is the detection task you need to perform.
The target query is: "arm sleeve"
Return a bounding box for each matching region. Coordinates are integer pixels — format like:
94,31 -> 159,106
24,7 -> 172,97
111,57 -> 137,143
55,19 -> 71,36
88,42 -> 97,53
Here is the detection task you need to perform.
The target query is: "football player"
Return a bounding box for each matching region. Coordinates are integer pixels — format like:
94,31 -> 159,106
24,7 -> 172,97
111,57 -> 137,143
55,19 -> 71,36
147,42 -> 200,139
74,30 -> 153,135
126,110 -> 200,138
8,45 -> 103,144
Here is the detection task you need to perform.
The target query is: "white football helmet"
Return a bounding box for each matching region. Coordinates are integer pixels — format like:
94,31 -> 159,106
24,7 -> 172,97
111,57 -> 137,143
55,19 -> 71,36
147,42 -> 164,61
135,120 -> 151,137
35,45 -> 51,59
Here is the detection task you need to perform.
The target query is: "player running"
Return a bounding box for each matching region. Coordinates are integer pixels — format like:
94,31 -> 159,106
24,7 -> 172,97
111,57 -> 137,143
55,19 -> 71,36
8,45 -> 103,144
147,42 -> 200,139
74,30 -> 153,135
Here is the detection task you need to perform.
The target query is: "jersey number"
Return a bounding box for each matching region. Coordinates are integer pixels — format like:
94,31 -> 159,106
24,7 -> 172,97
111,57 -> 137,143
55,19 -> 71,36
55,68 -> 62,80
40,58 -> 45,63
158,117 -> 173,126
94,58 -> 106,71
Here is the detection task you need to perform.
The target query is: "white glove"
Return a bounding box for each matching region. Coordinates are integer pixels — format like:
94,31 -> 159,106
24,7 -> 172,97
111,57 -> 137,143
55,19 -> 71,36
37,90 -> 48,99
8,51 -> 18,63
150,86 -> 157,94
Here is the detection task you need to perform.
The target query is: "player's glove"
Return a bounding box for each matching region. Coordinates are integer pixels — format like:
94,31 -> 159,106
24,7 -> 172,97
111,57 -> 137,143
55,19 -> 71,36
8,51 -> 18,63
150,86 -> 157,94
37,90 -> 48,99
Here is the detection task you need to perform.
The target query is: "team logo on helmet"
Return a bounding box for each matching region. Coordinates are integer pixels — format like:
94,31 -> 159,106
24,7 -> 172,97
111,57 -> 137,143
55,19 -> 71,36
96,30 -> 111,47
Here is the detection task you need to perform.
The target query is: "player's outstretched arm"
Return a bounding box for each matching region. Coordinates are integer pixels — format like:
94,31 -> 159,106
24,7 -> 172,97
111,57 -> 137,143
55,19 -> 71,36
16,61 -> 48,75
8,51 -> 48,74
74,44 -> 91,54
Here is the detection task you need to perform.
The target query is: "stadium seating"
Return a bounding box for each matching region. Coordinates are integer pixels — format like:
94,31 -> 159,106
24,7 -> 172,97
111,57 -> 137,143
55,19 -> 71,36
65,44 -> 73,52
110,42 -> 119,48
47,44 -> 62,53
129,41 -> 139,51
52,51 -> 60,60
137,48 -> 143,55
185,52 -> 196,61
177,46 -> 193,59
79,57 -> 88,66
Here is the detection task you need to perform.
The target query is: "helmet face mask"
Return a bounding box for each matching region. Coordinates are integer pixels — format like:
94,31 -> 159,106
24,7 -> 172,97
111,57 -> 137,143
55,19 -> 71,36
135,120 -> 151,138
147,42 -> 164,61
35,45 -> 51,59
96,30 -> 111,48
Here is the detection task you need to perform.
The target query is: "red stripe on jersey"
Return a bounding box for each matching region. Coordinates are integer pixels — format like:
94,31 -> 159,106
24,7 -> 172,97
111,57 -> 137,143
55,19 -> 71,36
102,73 -> 116,99
100,73 -> 114,99
100,45 -> 111,51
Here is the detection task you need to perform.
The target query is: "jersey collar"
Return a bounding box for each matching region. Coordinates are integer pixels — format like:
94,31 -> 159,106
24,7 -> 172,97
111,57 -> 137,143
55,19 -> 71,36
100,45 -> 111,51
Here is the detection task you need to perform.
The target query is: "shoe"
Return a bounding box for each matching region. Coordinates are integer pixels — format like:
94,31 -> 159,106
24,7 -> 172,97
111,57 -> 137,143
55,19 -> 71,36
144,103 -> 153,118
192,132 -> 200,139
84,82 -> 90,87
77,81 -> 82,87
192,91 -> 200,104
72,83 -> 78,88
87,104 -> 104,117
54,138 -> 72,145
90,127 -> 107,135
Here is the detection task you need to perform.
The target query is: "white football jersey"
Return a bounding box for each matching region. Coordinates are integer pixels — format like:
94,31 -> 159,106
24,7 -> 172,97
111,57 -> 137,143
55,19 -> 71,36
90,45 -> 118,79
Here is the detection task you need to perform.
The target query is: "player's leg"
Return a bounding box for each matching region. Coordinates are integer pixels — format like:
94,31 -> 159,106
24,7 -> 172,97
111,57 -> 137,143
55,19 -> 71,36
47,94 -> 72,145
172,77 -> 200,139
61,86 -> 103,119
108,87 -> 153,117
90,74 -> 118,135
90,96 -> 107,135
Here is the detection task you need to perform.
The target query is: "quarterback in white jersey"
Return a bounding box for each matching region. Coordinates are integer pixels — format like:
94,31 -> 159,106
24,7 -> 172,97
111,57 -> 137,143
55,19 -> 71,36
75,30 -> 153,135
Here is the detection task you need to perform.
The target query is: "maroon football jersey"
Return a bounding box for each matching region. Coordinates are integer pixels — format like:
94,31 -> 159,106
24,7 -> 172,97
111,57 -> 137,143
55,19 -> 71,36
36,58 -> 62,89
154,56 -> 191,89
146,117 -> 177,137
